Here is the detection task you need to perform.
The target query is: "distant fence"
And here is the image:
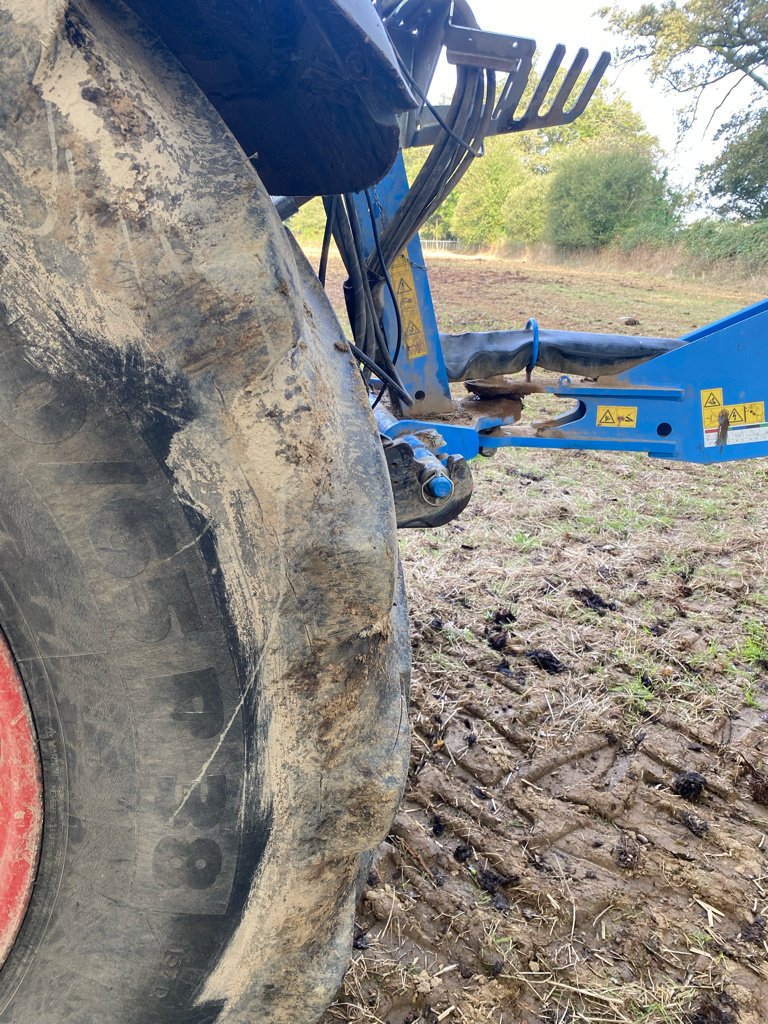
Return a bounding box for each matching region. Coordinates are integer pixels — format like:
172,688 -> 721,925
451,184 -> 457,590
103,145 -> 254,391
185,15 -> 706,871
421,238 -> 482,254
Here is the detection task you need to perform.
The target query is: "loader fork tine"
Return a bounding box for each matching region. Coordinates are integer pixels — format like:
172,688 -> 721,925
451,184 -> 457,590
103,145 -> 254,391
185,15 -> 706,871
547,47 -> 590,119
513,47 -> 611,131
562,51 -> 613,122
524,44 -> 566,122
493,54 -> 534,126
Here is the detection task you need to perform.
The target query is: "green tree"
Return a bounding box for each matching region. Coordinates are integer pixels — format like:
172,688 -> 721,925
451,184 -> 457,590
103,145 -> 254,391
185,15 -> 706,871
601,1 -> 768,122
546,144 -> 676,250
602,1 -> 768,215
534,88 -> 651,156
702,108 -> 768,219
503,174 -> 550,243
448,81 -> 652,246
450,137 -> 529,246
502,80 -> 654,176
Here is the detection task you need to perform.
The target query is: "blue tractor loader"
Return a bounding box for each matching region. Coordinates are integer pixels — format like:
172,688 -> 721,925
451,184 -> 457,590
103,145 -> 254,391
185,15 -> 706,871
0,2 -> 764,1022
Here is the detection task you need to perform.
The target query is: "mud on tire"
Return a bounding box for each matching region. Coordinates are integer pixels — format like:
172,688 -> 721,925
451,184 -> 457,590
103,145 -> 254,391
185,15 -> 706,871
0,3 -> 410,1022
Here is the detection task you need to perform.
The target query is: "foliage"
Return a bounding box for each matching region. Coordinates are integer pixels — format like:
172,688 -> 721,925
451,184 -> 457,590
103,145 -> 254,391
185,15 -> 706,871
503,174 -> 550,243
702,108 -> 768,220
682,217 -> 768,270
534,88 -> 651,155
290,79 -> 670,254
601,1 -> 768,218
287,63 -> 768,272
600,0 -> 768,121
449,81 -> 656,246
405,150 -> 461,240
741,620 -> 768,667
546,144 -> 677,250
289,196 -> 328,243
612,215 -> 679,251
451,138 -> 529,246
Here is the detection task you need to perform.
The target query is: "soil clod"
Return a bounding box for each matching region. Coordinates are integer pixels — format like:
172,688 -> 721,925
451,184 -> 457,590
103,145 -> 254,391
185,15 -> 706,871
477,867 -> 519,895
486,629 -> 508,651
492,608 -> 517,625
687,997 -> 738,1024
613,834 -> 641,869
525,648 -> 567,674
749,770 -> 768,806
740,916 -> 765,944
571,587 -> 617,614
453,843 -> 473,863
681,810 -> 709,837
673,770 -> 707,802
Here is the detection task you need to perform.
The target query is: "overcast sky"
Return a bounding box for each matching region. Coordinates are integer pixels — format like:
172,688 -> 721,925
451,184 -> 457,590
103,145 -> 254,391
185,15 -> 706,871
431,0 -> 752,194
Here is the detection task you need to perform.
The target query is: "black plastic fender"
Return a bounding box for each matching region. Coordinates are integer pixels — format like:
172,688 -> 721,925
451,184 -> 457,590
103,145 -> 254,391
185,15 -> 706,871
122,0 -> 415,195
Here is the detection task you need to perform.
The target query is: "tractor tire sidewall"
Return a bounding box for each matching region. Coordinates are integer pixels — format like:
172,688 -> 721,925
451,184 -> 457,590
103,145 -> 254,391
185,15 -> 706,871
0,348 -> 256,1024
0,2 -> 410,1022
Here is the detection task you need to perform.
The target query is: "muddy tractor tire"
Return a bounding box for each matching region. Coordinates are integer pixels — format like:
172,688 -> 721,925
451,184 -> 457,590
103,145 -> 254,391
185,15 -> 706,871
0,3 -> 410,1023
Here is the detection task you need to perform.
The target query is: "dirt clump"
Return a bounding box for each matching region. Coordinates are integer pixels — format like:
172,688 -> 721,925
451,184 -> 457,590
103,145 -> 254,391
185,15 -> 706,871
673,770 -> 708,802
524,648 -> 567,674
749,770 -> 768,807
687,996 -> 739,1024
571,586 -> 617,614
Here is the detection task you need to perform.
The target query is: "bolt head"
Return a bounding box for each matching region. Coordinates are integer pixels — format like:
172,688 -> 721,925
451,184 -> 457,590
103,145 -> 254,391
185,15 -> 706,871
426,475 -> 454,500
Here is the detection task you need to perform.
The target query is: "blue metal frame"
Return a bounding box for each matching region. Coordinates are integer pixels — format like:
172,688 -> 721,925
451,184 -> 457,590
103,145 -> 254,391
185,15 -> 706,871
356,156 -> 453,414
355,161 -> 768,467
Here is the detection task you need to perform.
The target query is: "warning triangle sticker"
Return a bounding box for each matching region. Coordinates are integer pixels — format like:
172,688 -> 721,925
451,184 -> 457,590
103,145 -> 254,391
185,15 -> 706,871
704,392 -> 721,408
405,321 -> 421,338
396,279 -> 413,298
729,406 -> 745,423
598,409 -> 616,426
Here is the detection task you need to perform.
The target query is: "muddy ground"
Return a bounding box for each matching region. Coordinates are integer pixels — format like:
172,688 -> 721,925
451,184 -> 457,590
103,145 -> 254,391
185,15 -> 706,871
316,252 -> 768,1024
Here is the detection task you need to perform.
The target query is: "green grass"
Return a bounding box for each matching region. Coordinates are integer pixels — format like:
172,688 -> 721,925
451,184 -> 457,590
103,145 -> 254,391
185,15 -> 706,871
740,621 -> 768,668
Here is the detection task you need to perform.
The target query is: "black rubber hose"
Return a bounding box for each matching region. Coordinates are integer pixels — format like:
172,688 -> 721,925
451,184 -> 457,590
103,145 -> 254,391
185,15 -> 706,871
318,195 -> 337,287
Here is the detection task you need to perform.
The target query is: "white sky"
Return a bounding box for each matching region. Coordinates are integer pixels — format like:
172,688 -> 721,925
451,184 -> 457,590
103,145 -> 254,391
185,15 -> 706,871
431,0 -> 752,195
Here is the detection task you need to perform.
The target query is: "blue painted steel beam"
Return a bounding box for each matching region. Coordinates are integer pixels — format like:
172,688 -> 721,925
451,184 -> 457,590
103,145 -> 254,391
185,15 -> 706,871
380,299 -> 768,465
354,156 -> 454,414
358,156 -> 768,466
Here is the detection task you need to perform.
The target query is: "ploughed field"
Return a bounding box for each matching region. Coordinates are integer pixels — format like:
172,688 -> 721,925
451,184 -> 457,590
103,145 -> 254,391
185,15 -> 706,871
316,250 -> 768,1024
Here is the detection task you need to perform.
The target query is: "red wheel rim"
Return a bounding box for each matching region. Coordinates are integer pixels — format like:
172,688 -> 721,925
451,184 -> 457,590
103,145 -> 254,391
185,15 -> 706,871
0,632 -> 42,967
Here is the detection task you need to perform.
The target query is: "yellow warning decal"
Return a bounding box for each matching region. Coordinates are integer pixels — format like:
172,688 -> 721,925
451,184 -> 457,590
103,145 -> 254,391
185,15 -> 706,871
700,388 -> 723,412
597,405 -> 638,428
703,401 -> 766,430
390,252 -> 428,360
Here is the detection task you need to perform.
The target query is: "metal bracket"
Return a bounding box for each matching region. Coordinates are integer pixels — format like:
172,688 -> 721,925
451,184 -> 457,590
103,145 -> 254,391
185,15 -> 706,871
406,22 -> 610,148
380,299 -> 768,466
355,160 -> 455,415
377,403 -> 474,528
444,23 -> 536,74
